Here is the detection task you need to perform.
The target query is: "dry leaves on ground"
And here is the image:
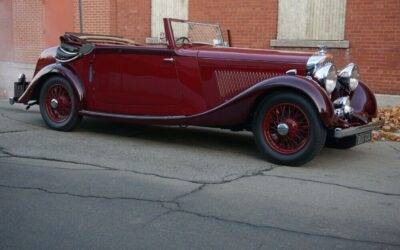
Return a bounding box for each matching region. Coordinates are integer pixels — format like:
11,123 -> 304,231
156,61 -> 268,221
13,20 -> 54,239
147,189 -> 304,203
372,107 -> 400,142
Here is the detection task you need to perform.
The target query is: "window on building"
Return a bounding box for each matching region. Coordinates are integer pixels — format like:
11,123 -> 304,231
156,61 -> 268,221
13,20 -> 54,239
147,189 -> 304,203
271,0 -> 349,48
146,0 -> 188,44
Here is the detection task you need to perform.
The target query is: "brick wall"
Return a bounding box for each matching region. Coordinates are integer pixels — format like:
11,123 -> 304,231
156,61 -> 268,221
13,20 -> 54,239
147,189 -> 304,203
12,0 -> 45,64
0,0 -> 15,62
2,0 -> 399,94
71,0 -> 151,43
190,0 -> 277,49
73,0 -> 115,35
115,0 -> 151,43
344,0 -> 400,94
190,0 -> 400,95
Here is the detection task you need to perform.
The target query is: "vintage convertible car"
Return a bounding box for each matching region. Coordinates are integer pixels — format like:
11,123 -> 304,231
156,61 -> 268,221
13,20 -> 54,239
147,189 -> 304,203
10,18 -> 383,166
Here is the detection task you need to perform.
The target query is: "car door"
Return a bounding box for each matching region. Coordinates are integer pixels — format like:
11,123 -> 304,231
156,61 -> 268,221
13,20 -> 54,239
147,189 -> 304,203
92,45 -> 182,116
90,46 -> 122,112
119,46 -> 183,115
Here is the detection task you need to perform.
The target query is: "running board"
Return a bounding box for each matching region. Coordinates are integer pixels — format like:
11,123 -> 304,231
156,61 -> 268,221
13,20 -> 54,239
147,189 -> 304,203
80,110 -> 186,121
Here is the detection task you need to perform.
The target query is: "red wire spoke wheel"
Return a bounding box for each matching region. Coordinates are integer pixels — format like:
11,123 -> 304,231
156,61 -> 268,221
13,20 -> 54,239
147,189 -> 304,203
253,92 -> 326,166
39,76 -> 81,131
263,103 -> 310,154
44,84 -> 72,123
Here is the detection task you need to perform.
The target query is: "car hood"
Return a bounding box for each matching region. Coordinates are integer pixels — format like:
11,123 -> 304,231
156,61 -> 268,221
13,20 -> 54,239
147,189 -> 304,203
196,46 -> 313,64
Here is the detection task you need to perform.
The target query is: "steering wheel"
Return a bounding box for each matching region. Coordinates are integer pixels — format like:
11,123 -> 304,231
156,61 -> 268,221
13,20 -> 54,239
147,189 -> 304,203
175,36 -> 191,45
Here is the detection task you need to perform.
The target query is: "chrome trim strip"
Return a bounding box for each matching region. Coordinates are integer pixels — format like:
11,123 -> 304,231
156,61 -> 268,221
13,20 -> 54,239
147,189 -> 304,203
59,47 -> 78,55
286,69 -> 297,75
80,110 -> 186,120
56,54 -> 80,63
89,63 -> 93,82
334,119 -> 384,138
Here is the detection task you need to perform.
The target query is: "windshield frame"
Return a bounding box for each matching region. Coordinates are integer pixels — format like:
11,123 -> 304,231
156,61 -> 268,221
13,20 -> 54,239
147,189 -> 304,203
169,19 -> 225,48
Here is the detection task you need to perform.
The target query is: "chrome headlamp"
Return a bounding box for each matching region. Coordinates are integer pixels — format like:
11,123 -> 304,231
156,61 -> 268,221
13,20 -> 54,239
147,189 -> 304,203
313,63 -> 337,95
338,63 -> 359,91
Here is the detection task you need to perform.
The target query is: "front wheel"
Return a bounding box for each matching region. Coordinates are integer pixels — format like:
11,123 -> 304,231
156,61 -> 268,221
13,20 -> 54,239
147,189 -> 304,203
39,76 -> 81,131
253,92 -> 326,166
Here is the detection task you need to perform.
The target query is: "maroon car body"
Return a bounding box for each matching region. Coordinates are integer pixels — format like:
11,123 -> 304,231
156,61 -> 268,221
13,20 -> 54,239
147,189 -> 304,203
10,18 -> 383,165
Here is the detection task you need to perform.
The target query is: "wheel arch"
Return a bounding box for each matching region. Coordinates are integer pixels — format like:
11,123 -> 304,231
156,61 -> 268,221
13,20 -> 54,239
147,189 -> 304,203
249,76 -> 335,128
18,63 -> 86,110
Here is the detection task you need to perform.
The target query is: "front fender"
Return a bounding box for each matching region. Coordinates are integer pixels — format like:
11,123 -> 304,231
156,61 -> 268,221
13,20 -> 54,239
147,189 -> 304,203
183,75 -> 335,128
350,81 -> 378,123
251,76 -> 335,127
18,63 -> 85,109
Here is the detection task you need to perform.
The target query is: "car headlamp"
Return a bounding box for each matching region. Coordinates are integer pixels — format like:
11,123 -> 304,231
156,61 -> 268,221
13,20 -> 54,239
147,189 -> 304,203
339,63 -> 359,91
313,63 -> 337,95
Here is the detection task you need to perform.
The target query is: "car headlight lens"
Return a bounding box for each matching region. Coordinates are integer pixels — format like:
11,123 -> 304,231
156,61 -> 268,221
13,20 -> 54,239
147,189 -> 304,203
313,63 -> 337,95
339,63 -> 359,91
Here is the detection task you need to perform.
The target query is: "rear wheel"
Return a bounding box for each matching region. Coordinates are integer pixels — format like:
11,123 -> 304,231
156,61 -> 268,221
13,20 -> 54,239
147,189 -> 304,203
253,92 -> 326,166
39,76 -> 81,131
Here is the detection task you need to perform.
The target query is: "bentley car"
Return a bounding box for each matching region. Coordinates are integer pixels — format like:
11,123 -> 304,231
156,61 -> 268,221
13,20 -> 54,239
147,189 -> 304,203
10,18 -> 384,166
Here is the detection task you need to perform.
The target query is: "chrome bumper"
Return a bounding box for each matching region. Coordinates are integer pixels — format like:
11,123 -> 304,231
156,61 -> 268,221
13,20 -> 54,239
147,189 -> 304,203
334,118 -> 385,138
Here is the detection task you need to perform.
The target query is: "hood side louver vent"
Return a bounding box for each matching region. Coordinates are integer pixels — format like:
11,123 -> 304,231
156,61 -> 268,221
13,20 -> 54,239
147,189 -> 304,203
215,70 -> 281,100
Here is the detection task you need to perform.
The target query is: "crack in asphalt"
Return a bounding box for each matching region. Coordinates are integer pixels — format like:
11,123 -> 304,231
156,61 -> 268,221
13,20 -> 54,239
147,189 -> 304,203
2,104 -> 400,246
133,210 -> 174,232
261,173 -> 400,197
167,209 -> 400,247
0,130 -> 27,135
170,184 -> 207,204
0,184 -> 178,205
1,183 -> 398,247
1,110 -> 399,195
0,150 -> 116,171
0,112 -> 43,130
389,145 -> 400,154
0,147 -> 274,185
2,146 -> 399,197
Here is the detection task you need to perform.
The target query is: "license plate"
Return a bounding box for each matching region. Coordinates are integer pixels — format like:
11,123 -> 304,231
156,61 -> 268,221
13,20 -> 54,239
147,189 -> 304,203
356,131 -> 372,145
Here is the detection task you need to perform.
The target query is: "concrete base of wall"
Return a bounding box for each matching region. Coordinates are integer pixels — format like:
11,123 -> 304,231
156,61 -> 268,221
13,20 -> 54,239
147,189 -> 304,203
375,94 -> 400,108
0,61 -> 35,97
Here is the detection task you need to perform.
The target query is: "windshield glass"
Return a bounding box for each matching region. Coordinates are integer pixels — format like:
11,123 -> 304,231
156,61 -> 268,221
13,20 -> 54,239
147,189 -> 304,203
171,20 -> 225,47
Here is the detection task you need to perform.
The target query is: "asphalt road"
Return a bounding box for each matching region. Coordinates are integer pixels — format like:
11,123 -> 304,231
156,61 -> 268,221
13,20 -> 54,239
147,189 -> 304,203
0,98 -> 399,250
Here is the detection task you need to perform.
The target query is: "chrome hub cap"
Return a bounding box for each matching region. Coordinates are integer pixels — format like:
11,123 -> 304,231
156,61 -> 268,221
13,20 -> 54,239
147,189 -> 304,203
277,123 -> 289,136
50,99 -> 59,109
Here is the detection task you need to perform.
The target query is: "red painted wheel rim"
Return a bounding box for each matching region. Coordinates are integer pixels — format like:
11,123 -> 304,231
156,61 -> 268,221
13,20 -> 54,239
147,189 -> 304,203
263,103 -> 310,154
44,84 -> 72,123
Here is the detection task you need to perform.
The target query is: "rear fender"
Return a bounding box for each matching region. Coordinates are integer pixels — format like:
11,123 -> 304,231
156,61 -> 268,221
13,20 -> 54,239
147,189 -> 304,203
18,63 -> 85,110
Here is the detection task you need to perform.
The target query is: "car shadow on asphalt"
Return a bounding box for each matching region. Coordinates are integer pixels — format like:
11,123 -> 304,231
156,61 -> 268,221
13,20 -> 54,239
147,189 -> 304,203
76,117 -> 261,158
2,105 -> 385,166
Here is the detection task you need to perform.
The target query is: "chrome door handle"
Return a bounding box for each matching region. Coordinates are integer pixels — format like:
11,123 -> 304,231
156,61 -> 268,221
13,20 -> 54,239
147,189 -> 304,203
163,57 -> 175,63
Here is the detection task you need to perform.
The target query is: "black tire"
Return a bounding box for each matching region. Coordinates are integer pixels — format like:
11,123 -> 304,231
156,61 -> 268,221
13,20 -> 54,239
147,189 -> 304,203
325,135 -> 357,149
253,92 -> 327,166
39,76 -> 81,131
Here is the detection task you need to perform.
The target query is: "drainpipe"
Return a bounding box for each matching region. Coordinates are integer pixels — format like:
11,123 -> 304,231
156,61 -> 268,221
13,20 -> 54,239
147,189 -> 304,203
79,0 -> 83,33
